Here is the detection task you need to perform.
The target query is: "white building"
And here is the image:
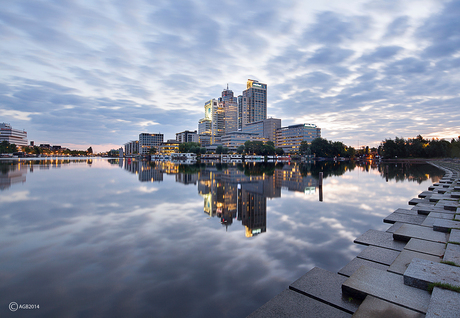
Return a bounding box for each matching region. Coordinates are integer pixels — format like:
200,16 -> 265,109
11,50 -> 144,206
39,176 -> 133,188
0,123 -> 28,147
124,140 -> 139,156
275,124 -> 321,153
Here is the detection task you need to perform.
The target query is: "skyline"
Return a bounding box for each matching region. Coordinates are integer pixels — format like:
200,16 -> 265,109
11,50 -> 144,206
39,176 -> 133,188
1,0 -> 460,152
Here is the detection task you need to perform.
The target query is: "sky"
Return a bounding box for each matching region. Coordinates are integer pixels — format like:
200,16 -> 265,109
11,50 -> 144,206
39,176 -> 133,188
1,0 -> 459,152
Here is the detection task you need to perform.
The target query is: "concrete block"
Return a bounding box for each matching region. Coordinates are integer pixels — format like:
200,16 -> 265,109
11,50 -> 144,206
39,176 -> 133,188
404,238 -> 446,257
338,258 -> 388,277
404,258 -> 460,290
433,219 -> 460,233
393,224 -> 448,243
356,246 -> 400,266
427,211 -> 457,219
435,200 -> 459,211
411,204 -> 445,215
409,198 -> 431,205
429,194 -> 457,202
418,191 -> 433,198
426,287 -> 460,318
342,266 -> 431,313
354,230 -> 406,251
443,243 -> 460,265
384,213 -> 426,225
247,289 -> 352,318
450,229 -> 460,243
456,214 -> 460,221
290,267 -> 360,314
450,192 -> 460,199
385,222 -> 404,233
421,217 -> 437,227
387,250 -> 441,275
352,295 -> 424,318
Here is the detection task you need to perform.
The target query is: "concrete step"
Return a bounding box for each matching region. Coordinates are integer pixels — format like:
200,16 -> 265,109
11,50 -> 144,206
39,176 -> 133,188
403,238 -> 446,257
354,230 -> 406,251
435,200 -> 459,211
342,266 -> 431,313
418,191 -> 433,198
425,287 -> 460,318
450,229 -> 460,243
338,257 -> 389,278
443,243 -> 460,264
384,212 -> 426,225
393,224 -> 448,243
352,295 -> 424,318
432,219 -> 460,233
404,258 -> 460,290
356,245 -> 400,266
387,249 -> 441,275
289,267 -> 361,314
247,288 -> 352,318
409,198 -> 432,205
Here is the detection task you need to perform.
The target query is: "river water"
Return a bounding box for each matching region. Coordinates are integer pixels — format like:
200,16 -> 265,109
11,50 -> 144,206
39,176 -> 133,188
0,158 -> 443,317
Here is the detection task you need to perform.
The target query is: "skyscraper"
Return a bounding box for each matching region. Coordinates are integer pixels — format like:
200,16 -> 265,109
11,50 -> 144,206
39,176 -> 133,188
219,86 -> 238,135
242,79 -> 267,127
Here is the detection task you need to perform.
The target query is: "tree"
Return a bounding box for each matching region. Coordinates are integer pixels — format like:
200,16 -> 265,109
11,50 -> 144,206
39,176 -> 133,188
299,141 -> 309,155
0,141 -> 17,153
216,145 -> 223,154
236,145 -> 245,154
148,147 -> 157,154
275,147 -> 284,155
200,147 -> 206,155
87,146 -> 93,154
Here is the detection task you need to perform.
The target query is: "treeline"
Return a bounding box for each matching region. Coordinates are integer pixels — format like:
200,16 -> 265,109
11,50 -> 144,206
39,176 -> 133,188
381,136 -> 460,159
299,138 -> 356,158
0,141 -> 17,153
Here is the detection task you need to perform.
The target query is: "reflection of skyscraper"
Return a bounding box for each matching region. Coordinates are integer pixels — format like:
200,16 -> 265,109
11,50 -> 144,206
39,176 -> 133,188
123,160 -> 164,182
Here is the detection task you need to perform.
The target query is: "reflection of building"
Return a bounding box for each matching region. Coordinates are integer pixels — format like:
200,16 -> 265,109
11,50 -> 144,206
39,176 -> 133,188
276,124 -> 321,153
123,160 -> 163,182
0,163 -> 27,190
0,123 -> 28,147
275,165 -> 318,193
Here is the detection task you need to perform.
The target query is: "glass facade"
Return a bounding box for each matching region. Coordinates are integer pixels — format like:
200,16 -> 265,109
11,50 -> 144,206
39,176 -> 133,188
275,124 -> 321,153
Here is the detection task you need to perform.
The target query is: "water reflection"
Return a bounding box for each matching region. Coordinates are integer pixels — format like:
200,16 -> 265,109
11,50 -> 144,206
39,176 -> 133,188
0,158 -> 445,318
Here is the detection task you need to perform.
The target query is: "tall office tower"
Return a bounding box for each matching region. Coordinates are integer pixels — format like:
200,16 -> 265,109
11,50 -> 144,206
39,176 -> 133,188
242,79 -> 267,127
201,99 -> 224,145
218,86 -> 238,135
237,95 -> 243,130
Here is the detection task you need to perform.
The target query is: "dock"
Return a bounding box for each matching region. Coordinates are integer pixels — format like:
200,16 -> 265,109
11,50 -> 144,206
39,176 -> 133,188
248,160 -> 460,317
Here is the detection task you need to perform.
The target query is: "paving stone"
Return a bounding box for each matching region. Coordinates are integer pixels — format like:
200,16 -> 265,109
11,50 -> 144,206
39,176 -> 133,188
421,217 -> 438,227
338,258 -> 389,277
429,194 -> 457,202
432,218 -> 460,233
404,258 -> 460,290
354,230 -> 406,251
393,224 -> 448,243
425,287 -> 460,318
247,289 -> 352,318
450,192 -> 460,199
454,186 -> 460,191
342,266 -> 431,313
435,200 -> 459,211
449,229 -> 460,243
356,246 -> 401,265
385,222 -> 404,233
455,214 -> 460,221
443,243 -> 460,265
409,198 -> 431,205
290,267 -> 361,314
387,250 -> 441,275
352,295 -> 424,318
393,208 -> 420,215
411,204 -> 445,215
384,212 -> 426,225
404,238 -> 446,257
427,211 -> 457,219
418,191 -> 433,198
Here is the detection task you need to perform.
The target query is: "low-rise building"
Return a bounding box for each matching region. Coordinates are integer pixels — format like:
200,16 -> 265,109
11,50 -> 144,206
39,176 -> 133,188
275,124 -> 321,153
221,132 -> 268,152
139,133 -> 163,155
0,123 -> 28,147
176,130 -> 198,143
158,140 -> 180,154
242,118 -> 281,142
124,140 -> 139,156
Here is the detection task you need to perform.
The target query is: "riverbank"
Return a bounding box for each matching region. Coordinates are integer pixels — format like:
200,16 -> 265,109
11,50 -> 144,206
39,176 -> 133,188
248,159 -> 460,317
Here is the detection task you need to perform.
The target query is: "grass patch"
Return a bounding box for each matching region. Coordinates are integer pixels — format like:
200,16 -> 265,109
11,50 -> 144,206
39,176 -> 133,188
448,241 -> 460,245
441,260 -> 460,267
428,282 -> 460,293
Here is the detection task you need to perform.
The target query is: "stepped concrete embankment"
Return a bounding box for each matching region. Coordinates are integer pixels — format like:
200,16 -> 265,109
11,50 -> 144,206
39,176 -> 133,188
248,159 -> 460,318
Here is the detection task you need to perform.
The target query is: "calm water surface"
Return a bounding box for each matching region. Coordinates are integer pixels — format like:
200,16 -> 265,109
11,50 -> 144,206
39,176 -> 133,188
0,158 -> 443,318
